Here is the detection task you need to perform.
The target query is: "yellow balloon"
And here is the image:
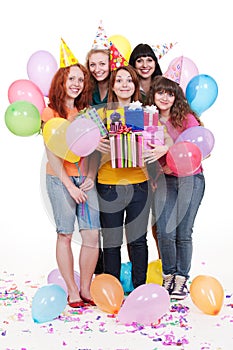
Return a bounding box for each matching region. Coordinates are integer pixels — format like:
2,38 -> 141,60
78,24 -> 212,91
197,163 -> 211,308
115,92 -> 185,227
108,34 -> 132,61
43,118 -> 80,163
190,275 -> 224,315
146,259 -> 163,285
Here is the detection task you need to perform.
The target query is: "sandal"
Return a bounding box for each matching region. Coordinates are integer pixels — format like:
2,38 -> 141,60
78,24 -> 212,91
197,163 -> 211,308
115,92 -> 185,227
67,296 -> 86,308
80,294 -> 96,306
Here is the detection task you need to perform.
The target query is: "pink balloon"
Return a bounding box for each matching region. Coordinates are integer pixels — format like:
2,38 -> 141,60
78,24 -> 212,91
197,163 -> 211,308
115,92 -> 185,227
66,118 -> 101,157
47,269 -> 80,294
27,50 -> 58,97
175,126 -> 215,159
166,141 -> 202,176
117,283 -> 170,325
8,79 -> 46,115
169,56 -> 199,92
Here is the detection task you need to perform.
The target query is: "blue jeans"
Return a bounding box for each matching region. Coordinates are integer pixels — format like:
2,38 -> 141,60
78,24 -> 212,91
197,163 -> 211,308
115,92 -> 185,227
153,173 -> 205,278
97,181 -> 151,288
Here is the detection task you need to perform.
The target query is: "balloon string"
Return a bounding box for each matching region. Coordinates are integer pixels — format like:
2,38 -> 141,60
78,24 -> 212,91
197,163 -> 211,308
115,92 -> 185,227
75,162 -> 92,229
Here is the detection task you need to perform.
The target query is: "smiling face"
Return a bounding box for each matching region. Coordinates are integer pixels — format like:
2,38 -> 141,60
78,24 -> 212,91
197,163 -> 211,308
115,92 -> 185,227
88,51 -> 110,82
134,56 -> 156,79
112,68 -> 135,104
65,65 -> 84,99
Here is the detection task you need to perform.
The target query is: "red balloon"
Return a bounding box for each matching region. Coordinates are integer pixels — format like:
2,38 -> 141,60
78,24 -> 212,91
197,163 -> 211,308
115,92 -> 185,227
166,141 -> 202,176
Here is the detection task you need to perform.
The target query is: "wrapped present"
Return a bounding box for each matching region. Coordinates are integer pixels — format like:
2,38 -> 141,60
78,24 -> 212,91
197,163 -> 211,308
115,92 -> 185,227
143,105 -> 159,127
143,125 -> 165,149
106,108 -> 125,131
109,126 -> 144,168
76,107 -> 108,137
124,107 -> 144,131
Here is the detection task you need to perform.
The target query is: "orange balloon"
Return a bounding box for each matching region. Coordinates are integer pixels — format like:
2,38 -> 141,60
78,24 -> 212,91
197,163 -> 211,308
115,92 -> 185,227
190,275 -> 224,315
90,274 -> 124,314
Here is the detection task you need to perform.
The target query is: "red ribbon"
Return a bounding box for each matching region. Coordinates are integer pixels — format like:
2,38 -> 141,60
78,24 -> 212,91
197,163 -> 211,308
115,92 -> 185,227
111,125 -> 132,134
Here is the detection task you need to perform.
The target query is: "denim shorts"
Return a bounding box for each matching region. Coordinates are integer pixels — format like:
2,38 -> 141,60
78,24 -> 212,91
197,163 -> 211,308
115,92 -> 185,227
46,175 -> 100,234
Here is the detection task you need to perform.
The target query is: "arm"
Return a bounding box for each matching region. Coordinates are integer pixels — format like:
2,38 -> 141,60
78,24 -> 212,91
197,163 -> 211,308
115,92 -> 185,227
143,133 -> 173,164
45,146 -> 87,203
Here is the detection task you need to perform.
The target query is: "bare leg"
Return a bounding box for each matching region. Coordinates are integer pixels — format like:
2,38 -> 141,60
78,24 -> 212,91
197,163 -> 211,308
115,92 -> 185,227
56,233 -> 81,303
79,229 -> 99,300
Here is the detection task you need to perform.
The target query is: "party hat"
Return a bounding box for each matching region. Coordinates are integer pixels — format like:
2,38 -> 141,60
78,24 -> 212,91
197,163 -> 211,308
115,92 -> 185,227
60,38 -> 78,68
109,41 -> 128,71
152,42 -> 177,59
92,20 -> 109,50
163,56 -> 183,84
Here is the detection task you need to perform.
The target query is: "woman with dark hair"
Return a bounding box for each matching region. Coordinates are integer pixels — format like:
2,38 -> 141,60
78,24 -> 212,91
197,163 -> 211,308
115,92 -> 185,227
129,43 -> 163,104
129,43 -> 163,257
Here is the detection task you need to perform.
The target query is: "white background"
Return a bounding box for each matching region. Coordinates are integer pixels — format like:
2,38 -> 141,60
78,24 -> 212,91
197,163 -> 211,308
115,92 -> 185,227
1,0 -> 232,290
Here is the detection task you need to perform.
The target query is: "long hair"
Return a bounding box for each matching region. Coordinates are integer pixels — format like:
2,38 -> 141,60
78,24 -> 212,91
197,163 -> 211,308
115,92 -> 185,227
107,65 -> 140,109
48,63 -> 91,118
129,43 -> 163,78
147,76 -> 200,129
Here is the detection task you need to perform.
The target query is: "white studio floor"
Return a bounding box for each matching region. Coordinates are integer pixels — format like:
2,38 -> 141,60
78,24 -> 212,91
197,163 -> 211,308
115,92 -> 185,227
1,245 -> 233,350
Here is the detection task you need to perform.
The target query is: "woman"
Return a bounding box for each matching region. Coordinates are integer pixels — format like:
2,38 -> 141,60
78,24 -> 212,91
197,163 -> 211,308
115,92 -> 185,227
86,48 -> 110,108
96,65 -> 155,288
41,63 -> 100,307
129,43 -> 163,104
86,48 -> 111,274
146,75 -> 205,300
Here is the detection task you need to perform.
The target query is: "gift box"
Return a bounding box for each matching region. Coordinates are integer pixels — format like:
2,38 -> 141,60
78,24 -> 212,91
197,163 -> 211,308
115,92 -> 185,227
109,130 -> 144,168
124,106 -> 144,131
143,125 -> 165,149
106,108 -> 125,131
76,107 -> 108,137
144,111 -> 159,126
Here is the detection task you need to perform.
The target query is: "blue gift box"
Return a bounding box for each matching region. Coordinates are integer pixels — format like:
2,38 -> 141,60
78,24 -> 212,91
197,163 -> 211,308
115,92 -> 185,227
124,107 -> 144,131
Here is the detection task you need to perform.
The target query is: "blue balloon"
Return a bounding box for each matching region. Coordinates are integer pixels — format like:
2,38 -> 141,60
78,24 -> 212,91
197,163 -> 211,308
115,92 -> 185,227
32,284 -> 67,323
120,262 -> 134,294
186,74 -> 218,116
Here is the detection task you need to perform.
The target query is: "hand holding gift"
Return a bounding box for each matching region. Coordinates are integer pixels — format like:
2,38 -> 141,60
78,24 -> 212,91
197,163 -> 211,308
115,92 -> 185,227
143,144 -> 169,164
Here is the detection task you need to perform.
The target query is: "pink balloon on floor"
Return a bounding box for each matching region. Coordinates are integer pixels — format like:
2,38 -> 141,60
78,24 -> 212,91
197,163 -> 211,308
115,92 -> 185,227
47,269 -> 80,294
117,283 -> 170,325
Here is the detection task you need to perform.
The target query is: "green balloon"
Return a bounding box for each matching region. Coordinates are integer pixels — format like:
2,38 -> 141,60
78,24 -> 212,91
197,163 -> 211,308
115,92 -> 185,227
5,100 -> 41,136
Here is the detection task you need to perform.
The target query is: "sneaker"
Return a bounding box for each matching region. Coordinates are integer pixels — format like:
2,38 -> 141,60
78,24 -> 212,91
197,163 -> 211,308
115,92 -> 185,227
170,275 -> 188,300
162,274 -> 174,294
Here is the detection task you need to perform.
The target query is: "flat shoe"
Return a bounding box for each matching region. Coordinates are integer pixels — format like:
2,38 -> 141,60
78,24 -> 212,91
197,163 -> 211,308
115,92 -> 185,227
67,296 -> 86,308
80,294 -> 96,306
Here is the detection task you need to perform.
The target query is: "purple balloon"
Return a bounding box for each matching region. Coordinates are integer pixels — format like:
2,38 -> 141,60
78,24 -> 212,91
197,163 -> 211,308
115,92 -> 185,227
117,283 -> 170,325
47,269 -> 80,294
175,126 -> 215,159
27,50 -> 58,97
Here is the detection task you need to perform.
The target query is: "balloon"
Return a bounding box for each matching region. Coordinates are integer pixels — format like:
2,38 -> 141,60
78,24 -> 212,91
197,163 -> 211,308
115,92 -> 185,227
166,141 -> 202,176
175,126 -> 215,159
117,283 -> 170,325
186,74 -> 218,116
43,117 -> 80,163
108,34 -> 131,61
120,262 -> 134,294
31,284 -> 67,323
90,274 -> 124,314
47,269 -> 80,294
146,259 -> 163,285
8,79 -> 46,115
190,275 -> 224,315
27,50 -> 58,97
66,117 -> 101,157
168,56 -> 199,92
5,100 -> 41,136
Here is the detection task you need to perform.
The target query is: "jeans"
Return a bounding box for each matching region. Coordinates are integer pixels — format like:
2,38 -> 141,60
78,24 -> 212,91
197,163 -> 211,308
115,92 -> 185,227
153,173 -> 205,278
97,181 -> 151,288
